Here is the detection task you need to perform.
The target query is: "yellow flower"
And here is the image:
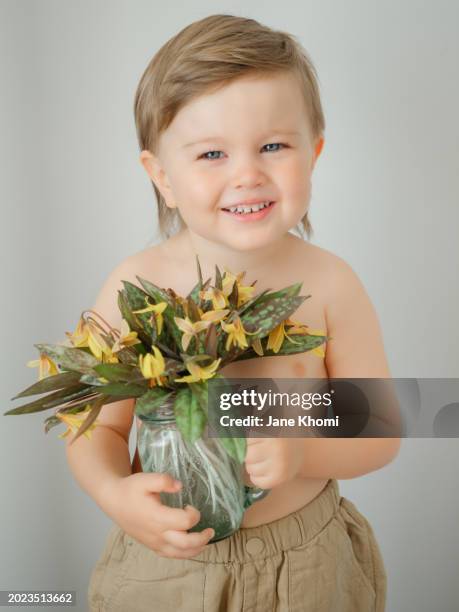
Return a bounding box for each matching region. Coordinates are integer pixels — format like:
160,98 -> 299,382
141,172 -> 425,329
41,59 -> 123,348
65,316 -> 88,347
251,337 -> 264,356
65,317 -> 118,363
199,287 -> 227,310
222,267 -> 255,307
283,320 -> 327,358
133,300 -> 168,336
139,346 -> 166,386
174,315 -> 212,351
200,309 -> 230,323
174,357 -> 222,383
111,319 -> 141,353
57,406 -> 99,440
267,322 -> 286,353
27,354 -> 59,380
221,316 -> 260,351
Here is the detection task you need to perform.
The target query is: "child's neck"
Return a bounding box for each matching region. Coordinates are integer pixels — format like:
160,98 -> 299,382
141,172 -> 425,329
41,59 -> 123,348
171,227 -> 299,284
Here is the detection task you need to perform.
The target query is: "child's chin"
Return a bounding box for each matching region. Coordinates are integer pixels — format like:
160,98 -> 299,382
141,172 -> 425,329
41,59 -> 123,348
222,233 -> 277,251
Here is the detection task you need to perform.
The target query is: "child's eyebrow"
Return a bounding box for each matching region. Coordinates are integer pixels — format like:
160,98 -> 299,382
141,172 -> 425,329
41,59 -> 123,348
182,131 -> 300,148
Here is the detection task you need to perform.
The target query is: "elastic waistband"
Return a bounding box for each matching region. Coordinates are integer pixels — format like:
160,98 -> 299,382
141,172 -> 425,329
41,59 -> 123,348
194,478 -> 340,564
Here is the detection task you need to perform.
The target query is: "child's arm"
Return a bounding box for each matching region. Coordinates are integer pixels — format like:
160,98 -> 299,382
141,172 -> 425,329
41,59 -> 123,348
245,257 -> 401,488
296,256 -> 401,479
65,260 -> 214,558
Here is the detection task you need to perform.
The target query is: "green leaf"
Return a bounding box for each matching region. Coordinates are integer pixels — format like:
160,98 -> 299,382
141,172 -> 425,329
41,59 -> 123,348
134,387 -> 174,419
4,384 -> 91,415
135,276 -> 173,307
215,265 -> 223,290
227,279 -> 238,310
203,323 -> 217,360
133,278 -> 184,351
196,255 -> 203,288
255,282 -> 305,303
121,281 -> 155,338
33,343 -> 100,375
11,370 -> 82,400
189,380 -> 209,414
186,296 -> 201,322
117,291 -> 150,346
79,374 -> 107,386
93,363 -> 140,382
219,436 -> 247,464
174,387 -> 206,443
98,382 -> 147,397
44,415 -> 62,434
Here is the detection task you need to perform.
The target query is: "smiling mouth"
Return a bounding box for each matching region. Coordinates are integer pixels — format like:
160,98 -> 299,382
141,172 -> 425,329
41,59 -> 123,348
221,201 -> 275,215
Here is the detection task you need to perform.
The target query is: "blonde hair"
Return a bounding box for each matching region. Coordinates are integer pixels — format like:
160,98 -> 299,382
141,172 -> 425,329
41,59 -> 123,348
134,14 -> 325,241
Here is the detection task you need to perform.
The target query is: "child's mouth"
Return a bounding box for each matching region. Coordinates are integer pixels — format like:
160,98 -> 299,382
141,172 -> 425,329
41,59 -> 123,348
220,201 -> 276,222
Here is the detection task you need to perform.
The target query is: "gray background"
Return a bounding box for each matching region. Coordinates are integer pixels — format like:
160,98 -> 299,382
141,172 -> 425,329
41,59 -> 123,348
1,1 -> 458,610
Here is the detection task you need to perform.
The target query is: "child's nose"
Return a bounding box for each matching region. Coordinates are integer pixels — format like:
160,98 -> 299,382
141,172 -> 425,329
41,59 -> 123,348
231,156 -> 267,189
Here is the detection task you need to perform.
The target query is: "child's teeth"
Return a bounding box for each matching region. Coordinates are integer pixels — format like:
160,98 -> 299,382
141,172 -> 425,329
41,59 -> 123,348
227,202 -> 270,214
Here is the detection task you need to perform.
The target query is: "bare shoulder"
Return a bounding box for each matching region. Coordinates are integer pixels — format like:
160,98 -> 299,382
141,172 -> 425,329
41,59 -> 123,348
92,245 -> 164,327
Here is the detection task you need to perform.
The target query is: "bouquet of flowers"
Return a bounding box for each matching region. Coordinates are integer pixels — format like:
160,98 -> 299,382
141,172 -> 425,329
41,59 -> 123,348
4,257 -> 329,465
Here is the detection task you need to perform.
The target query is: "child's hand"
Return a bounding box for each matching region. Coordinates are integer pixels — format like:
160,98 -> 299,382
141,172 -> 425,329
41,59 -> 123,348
245,438 -> 305,489
102,472 -> 215,559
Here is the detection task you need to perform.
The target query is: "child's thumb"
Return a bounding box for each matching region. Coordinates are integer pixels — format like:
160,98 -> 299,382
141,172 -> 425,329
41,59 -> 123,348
145,472 -> 182,493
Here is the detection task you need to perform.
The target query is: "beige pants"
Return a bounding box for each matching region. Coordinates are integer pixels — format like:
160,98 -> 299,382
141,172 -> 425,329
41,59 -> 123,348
88,479 -> 386,611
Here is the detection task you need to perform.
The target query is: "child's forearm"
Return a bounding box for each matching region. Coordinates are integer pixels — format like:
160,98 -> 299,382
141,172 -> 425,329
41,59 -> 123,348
298,437 -> 401,480
65,425 -> 132,516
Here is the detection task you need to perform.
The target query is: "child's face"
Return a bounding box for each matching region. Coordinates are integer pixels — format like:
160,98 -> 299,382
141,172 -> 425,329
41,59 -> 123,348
141,71 -> 322,252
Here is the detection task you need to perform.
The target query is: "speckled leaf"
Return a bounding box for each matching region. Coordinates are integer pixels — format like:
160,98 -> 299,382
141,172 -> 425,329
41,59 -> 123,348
135,276 -> 173,307
235,288 -> 271,318
117,291 -> 151,346
133,279 -> 184,351
240,295 -> 307,338
33,343 -> 100,375
255,282 -> 304,304
232,333 -> 329,361
121,281 -> 155,338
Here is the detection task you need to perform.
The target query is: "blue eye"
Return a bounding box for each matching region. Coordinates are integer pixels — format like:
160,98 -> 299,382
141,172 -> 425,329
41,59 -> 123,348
198,143 -> 287,161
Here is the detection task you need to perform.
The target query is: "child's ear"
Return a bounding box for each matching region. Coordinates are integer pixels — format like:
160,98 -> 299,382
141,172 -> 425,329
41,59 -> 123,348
139,150 -> 176,209
314,137 -> 324,159
312,137 -> 324,169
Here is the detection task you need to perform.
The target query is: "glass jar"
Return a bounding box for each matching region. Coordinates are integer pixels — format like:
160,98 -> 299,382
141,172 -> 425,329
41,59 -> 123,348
136,392 -> 269,542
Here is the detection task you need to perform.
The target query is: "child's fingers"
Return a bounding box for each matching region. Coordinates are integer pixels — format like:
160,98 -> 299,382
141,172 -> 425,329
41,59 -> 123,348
153,503 -> 201,531
162,527 -> 214,551
143,472 -> 183,493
